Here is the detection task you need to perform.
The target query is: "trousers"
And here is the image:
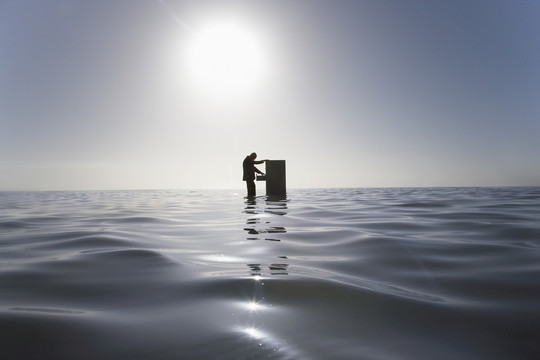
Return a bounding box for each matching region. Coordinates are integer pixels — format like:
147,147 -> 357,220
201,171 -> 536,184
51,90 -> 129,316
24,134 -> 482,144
246,180 -> 256,197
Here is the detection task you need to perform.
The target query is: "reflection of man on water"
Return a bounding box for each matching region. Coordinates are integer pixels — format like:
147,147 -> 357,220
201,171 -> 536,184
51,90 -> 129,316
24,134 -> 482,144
243,152 -> 266,197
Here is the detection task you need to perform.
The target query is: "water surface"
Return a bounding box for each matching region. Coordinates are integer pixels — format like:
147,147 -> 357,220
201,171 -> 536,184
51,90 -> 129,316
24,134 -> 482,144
1,187 -> 540,359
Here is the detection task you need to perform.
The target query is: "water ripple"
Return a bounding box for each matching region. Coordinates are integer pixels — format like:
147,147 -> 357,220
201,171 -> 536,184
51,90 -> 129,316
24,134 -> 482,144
1,188 -> 540,359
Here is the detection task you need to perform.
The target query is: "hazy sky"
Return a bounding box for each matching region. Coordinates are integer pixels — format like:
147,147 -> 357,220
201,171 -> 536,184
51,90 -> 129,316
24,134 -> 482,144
1,0 -> 539,190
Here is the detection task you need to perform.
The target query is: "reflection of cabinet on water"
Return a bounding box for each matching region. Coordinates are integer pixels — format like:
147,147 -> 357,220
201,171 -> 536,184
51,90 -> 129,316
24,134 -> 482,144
243,215 -> 287,241
243,194 -> 289,216
242,192 -> 289,277
243,225 -> 286,241
248,263 -> 289,276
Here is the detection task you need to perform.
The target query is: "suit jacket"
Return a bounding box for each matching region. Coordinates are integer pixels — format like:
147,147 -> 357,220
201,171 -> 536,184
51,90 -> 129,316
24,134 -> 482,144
243,156 -> 263,181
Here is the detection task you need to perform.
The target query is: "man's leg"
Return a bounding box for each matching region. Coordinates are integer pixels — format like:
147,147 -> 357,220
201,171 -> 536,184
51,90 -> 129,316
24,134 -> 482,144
246,180 -> 256,197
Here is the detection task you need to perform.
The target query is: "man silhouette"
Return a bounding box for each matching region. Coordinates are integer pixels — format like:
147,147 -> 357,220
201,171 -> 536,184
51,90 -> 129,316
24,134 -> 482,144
243,152 -> 266,197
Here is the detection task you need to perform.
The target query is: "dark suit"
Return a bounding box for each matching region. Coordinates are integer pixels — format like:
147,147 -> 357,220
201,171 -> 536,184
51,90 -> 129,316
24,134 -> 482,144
243,156 -> 263,196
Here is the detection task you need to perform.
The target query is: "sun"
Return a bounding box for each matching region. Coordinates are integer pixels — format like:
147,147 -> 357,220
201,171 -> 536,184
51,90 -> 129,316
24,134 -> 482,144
185,20 -> 267,98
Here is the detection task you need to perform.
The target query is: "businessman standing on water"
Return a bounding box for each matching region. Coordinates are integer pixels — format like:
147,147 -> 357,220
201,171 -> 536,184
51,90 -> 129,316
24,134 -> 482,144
243,152 -> 266,197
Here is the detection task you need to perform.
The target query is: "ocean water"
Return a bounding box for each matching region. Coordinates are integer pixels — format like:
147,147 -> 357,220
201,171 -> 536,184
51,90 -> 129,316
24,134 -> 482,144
1,187 -> 540,360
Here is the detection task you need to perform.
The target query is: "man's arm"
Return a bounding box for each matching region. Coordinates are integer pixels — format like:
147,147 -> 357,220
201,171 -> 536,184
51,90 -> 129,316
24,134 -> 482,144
254,159 -> 265,175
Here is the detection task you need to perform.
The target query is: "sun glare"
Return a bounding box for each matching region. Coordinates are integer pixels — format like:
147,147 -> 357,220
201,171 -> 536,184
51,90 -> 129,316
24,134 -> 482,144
185,20 -> 266,98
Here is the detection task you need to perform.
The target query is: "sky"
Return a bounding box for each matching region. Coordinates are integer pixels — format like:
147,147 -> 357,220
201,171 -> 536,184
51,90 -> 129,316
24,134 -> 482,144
1,0 -> 539,190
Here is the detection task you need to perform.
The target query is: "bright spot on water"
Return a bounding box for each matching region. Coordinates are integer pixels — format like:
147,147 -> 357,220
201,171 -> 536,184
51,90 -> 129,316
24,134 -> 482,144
244,301 -> 265,312
199,254 -> 243,263
243,327 -> 264,340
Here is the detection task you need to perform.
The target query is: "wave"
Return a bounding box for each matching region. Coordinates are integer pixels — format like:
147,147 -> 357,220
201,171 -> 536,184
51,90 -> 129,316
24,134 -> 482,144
1,188 -> 540,359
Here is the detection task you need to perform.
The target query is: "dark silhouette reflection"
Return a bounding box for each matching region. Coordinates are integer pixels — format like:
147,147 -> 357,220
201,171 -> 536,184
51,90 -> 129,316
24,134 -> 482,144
243,197 -> 259,215
243,224 -> 286,239
269,263 -> 288,275
248,263 -> 288,276
248,263 -> 263,275
243,195 -> 289,216
264,195 -> 289,216
243,196 -> 290,276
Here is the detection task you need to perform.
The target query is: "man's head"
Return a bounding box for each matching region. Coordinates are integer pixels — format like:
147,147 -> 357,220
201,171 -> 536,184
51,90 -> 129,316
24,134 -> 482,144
250,152 -> 257,159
